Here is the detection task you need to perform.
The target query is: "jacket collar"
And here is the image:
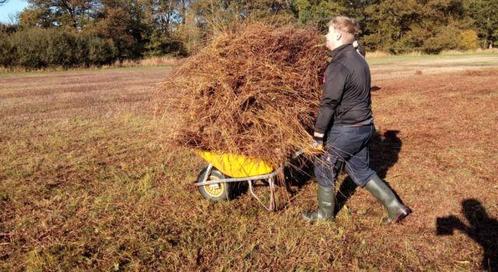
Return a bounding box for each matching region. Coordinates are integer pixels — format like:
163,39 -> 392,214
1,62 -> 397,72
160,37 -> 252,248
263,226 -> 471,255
329,43 -> 353,59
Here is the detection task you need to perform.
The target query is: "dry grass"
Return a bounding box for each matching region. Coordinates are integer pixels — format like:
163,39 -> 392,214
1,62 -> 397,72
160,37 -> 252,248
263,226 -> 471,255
368,53 -> 498,80
440,48 -> 498,55
0,58 -> 497,271
367,48 -> 498,58
0,56 -> 181,73
113,56 -> 182,68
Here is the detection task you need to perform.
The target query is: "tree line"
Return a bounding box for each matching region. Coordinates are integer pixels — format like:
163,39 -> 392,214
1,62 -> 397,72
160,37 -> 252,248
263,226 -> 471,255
0,0 -> 497,69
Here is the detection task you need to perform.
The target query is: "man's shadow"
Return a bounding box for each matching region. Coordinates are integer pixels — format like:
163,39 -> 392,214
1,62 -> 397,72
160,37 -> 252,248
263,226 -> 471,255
436,199 -> 498,271
335,130 -> 402,214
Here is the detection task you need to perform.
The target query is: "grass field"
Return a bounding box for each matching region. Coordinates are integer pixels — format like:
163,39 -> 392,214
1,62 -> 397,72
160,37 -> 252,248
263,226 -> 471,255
1,54 -> 497,271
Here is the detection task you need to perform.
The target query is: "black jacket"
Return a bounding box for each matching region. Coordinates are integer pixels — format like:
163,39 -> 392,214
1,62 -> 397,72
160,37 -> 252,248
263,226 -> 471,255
314,44 -> 373,134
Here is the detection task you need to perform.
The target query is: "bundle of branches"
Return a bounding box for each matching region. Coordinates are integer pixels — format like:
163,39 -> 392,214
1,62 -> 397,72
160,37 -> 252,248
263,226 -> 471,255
158,23 -> 329,168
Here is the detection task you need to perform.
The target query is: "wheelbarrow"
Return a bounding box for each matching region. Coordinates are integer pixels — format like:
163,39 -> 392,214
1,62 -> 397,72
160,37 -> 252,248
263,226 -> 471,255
194,150 -> 305,211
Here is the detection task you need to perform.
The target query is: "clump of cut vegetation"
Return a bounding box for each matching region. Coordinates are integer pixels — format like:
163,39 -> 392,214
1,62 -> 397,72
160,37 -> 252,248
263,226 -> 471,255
157,23 -> 328,168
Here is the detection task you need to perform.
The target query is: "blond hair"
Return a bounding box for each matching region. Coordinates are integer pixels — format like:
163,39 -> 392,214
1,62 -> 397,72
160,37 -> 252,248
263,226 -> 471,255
328,16 -> 360,43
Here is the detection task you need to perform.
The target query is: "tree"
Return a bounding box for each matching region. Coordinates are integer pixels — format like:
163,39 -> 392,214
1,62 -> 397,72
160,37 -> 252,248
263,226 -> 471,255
18,7 -> 54,28
362,0 -> 474,53
191,0 -> 294,32
4,0 -> 496,64
362,0 -> 423,52
91,0 -> 151,60
465,0 -> 498,48
21,0 -> 100,29
292,0 -> 347,30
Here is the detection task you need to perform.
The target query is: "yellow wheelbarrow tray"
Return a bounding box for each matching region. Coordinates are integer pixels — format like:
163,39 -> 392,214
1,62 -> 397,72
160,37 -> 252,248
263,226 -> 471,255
194,150 -> 305,211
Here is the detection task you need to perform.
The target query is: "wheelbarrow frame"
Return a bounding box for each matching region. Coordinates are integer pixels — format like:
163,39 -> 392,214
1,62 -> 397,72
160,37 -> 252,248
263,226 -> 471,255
194,150 -> 304,211
195,163 -> 281,211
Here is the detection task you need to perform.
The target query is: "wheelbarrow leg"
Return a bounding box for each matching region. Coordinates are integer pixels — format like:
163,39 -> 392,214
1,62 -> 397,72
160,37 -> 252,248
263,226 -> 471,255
268,177 -> 276,211
247,178 -> 276,211
202,164 -> 213,184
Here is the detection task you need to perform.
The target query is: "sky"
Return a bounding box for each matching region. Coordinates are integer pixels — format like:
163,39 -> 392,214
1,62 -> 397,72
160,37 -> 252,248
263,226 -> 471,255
0,0 -> 28,24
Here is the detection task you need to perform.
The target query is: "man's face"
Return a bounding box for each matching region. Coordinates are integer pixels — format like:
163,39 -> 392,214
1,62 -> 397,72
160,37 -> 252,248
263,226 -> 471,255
325,26 -> 341,51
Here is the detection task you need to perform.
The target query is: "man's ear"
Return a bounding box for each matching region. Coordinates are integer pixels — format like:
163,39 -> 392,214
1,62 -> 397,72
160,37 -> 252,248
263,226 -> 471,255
336,32 -> 342,41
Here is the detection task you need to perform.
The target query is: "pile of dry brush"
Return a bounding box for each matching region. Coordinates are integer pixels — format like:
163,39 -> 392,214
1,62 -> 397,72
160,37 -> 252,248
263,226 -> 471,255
158,23 -> 329,168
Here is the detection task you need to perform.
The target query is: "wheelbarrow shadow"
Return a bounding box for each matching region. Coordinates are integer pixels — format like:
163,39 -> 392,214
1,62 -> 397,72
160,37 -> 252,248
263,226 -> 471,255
284,156 -> 314,192
231,153 -> 314,196
231,156 -> 314,207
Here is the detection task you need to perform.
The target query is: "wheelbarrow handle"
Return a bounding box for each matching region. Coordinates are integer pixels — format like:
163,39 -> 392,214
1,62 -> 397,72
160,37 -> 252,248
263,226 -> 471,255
292,150 -> 305,159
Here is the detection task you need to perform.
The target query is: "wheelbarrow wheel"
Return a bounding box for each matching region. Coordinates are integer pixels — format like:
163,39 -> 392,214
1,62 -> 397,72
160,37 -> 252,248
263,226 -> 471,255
197,166 -> 234,202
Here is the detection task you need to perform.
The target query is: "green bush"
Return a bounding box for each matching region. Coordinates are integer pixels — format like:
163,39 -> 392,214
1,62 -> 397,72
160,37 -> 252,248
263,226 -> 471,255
0,32 -> 15,67
9,28 -> 50,68
74,34 -> 90,66
423,26 -> 460,54
423,26 -> 481,53
86,36 -> 118,66
145,31 -> 187,57
3,28 -> 120,68
459,29 -> 479,50
46,30 -> 80,68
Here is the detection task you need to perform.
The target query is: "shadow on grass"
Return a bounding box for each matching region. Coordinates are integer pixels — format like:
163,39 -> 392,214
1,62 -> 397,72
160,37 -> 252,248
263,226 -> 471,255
370,129 -> 402,179
283,156 -> 314,194
437,199 -> 498,272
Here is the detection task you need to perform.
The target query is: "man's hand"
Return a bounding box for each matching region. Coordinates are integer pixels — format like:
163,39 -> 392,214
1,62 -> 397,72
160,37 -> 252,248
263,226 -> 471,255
311,132 -> 324,150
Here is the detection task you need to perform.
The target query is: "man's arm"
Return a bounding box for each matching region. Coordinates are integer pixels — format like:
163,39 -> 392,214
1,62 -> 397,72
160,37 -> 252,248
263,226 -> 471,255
314,63 -> 348,136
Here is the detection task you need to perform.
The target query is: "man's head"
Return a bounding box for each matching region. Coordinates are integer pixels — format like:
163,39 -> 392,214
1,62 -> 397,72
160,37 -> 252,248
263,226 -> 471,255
325,16 -> 360,51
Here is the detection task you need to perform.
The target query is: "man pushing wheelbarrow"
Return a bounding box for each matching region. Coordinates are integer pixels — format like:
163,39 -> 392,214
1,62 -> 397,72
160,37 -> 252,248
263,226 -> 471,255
193,16 -> 411,224
302,16 -> 412,224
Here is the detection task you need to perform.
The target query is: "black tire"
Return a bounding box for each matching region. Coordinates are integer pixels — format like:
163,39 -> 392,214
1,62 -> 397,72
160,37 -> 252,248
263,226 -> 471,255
197,166 -> 234,202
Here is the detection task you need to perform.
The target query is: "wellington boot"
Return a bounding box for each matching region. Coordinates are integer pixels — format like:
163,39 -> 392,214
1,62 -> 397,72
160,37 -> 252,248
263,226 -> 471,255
364,175 -> 412,224
302,185 -> 335,222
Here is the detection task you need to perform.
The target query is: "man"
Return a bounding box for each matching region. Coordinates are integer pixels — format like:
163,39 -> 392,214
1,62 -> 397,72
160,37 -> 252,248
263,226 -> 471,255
303,16 -> 412,223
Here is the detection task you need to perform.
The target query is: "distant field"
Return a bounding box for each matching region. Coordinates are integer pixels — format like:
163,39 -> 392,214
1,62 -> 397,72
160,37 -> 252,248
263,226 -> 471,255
1,55 -> 497,271
368,52 -> 498,80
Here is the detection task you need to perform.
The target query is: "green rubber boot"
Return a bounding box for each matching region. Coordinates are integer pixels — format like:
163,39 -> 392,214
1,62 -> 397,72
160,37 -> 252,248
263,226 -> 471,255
302,184 -> 335,222
364,174 -> 412,223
